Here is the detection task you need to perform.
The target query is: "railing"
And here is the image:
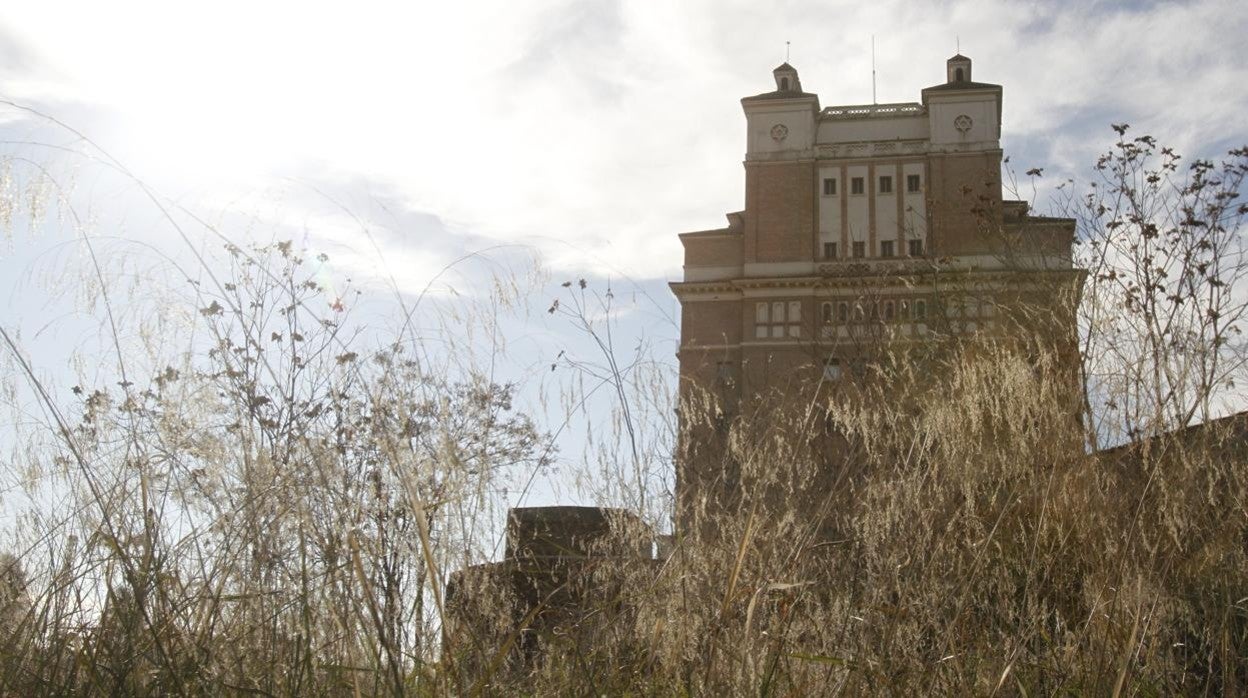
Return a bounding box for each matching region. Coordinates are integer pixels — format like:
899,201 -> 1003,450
821,102 -> 925,119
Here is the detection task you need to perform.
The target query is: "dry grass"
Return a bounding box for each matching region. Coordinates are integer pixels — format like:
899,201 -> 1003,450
486,337 -> 1246,695
1,128 -> 1245,695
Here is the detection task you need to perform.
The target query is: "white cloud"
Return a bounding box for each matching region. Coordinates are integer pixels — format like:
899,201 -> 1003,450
0,0 -> 1243,283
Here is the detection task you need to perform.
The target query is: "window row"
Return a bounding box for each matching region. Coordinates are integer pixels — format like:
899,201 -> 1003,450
819,299 -> 928,324
753,297 -> 996,339
822,239 -> 924,260
753,300 -> 802,339
822,174 -> 922,197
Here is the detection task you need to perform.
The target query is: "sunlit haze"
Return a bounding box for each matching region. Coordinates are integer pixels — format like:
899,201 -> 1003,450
3,0 -> 1244,282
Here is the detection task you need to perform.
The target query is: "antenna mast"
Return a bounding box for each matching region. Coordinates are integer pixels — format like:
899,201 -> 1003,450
785,40 -> 790,62
871,35 -> 877,104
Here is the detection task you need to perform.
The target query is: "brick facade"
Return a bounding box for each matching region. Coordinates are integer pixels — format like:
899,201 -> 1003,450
670,55 -> 1082,530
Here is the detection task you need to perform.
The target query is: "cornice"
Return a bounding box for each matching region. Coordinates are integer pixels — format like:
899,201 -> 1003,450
816,140 -> 929,159
670,265 -> 1084,299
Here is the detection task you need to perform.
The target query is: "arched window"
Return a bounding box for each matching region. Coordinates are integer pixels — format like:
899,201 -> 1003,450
955,67 -> 964,82
780,77 -> 790,91
821,302 -> 833,324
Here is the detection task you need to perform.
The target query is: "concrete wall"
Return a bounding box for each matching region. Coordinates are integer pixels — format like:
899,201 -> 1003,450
745,100 -> 817,158
927,94 -> 1000,148
818,112 -> 928,143
902,161 -> 928,244
875,162 -> 900,253
817,165 -> 842,257
845,164 -> 869,247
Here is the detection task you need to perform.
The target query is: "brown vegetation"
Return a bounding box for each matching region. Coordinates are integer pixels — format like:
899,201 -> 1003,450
0,129 -> 1245,695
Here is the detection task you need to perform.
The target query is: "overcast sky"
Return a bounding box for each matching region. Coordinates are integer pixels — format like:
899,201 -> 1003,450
1,0 -> 1245,287
1,1 -> 1246,514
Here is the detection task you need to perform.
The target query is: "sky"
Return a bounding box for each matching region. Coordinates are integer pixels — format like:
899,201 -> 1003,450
1,0 -> 1246,516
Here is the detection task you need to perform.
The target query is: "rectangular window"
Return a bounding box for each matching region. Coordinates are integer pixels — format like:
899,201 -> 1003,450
880,240 -> 895,258
852,241 -> 865,258
851,177 -> 864,195
907,174 -> 921,193
823,242 -> 837,260
755,301 -> 802,340
914,299 -> 928,320
908,239 -> 923,257
823,357 -> 842,381
822,178 -> 837,196
755,302 -> 771,338
879,175 -> 893,193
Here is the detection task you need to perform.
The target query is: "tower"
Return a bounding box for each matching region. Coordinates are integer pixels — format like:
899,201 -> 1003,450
670,54 -> 1081,531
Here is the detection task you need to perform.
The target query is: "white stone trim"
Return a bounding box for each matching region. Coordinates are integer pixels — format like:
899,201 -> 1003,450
676,291 -> 743,303
742,261 -> 816,277
683,265 -> 744,282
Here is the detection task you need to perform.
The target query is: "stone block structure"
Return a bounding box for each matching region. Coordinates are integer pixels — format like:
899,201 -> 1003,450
443,507 -> 656,680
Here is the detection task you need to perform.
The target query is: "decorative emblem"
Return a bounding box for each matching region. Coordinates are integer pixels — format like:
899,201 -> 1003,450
954,114 -> 973,133
770,124 -> 789,141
